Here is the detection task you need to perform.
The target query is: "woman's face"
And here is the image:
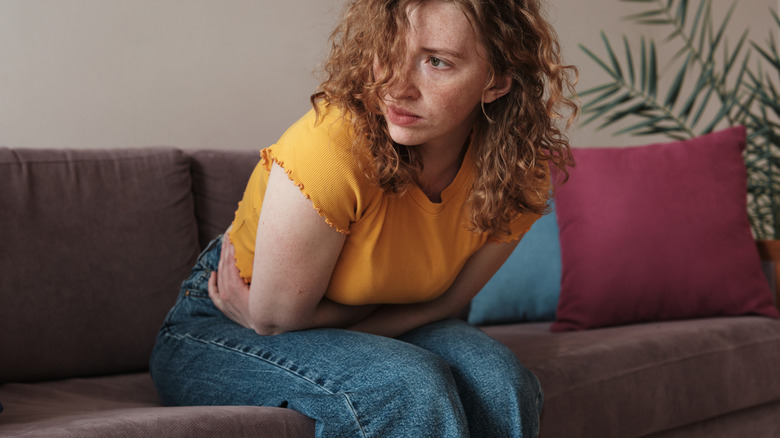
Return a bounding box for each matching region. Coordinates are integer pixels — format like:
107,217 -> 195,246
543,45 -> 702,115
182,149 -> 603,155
376,0 -> 507,151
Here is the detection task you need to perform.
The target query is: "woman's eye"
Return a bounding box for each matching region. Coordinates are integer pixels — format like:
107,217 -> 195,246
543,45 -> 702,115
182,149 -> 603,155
429,57 -> 446,68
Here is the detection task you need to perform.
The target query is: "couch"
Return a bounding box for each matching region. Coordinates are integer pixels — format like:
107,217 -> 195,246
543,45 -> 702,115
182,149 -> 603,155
2,141 -> 779,437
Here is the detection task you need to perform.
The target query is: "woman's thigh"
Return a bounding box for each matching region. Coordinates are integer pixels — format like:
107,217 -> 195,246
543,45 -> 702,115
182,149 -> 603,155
153,301 -> 442,406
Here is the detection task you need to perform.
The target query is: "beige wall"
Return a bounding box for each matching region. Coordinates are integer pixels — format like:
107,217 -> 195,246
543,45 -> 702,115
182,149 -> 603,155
0,0 -> 777,150
0,0 -> 343,149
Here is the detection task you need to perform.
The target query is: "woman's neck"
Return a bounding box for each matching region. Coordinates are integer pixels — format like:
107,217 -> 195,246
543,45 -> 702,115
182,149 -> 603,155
417,136 -> 470,203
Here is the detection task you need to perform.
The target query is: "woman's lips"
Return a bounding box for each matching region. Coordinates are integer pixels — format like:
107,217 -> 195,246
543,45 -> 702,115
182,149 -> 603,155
386,105 -> 421,126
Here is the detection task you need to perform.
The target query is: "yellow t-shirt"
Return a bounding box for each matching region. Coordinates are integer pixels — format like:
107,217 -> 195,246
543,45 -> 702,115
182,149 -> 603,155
228,106 -> 541,305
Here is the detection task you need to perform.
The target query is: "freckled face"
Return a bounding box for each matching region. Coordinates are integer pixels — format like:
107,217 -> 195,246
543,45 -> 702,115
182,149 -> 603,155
377,0 -> 496,151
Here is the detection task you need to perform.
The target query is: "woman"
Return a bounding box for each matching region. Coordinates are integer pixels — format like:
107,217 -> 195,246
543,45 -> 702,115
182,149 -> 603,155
150,0 -> 577,436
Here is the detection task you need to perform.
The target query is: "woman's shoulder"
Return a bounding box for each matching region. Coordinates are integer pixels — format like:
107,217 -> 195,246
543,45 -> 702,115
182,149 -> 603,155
263,104 -> 368,178
261,104 -> 379,231
274,103 -> 355,157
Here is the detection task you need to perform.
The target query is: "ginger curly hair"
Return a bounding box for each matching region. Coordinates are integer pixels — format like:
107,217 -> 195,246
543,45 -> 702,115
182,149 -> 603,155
311,0 -> 578,238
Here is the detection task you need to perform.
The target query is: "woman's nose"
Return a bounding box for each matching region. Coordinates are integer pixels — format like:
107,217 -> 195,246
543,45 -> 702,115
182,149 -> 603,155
389,61 -> 421,100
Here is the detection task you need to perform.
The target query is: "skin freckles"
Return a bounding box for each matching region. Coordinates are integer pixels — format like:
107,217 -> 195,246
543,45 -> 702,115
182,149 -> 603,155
377,0 -> 510,199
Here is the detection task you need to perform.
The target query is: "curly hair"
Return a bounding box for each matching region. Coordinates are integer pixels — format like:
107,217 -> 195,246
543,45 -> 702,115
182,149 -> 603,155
312,0 -> 578,238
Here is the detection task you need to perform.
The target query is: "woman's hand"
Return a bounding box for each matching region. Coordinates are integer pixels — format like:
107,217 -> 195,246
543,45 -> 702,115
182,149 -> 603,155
208,235 -> 254,329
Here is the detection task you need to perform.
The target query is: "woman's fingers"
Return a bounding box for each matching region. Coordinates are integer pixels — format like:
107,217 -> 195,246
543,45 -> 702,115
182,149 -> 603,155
205,235 -> 253,330
208,271 -> 220,303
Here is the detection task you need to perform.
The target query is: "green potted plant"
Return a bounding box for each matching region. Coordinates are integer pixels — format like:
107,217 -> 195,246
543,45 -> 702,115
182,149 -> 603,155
578,0 -> 779,301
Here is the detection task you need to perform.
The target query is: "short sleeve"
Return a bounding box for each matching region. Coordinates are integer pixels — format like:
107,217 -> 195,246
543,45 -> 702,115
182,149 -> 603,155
260,107 -> 376,234
489,212 -> 542,243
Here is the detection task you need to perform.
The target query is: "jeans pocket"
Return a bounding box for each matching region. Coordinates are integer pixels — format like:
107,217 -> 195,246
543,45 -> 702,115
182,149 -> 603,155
162,235 -> 223,327
194,234 -> 223,271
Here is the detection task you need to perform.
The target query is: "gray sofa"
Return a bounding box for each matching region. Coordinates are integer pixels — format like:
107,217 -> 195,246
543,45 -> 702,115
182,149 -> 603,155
2,146 -> 779,437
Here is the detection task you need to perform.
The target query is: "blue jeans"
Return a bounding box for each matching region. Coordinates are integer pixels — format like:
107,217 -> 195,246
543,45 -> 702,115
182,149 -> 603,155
150,236 -> 543,437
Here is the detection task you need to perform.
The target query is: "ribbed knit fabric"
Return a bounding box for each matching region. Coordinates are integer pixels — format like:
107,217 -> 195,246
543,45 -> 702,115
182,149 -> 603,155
229,106 -> 539,305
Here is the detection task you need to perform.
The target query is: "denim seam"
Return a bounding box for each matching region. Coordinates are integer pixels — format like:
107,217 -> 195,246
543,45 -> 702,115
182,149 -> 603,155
339,392 -> 368,438
163,330 -> 368,437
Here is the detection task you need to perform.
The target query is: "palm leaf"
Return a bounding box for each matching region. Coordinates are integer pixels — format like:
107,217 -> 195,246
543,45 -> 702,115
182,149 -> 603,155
601,101 -> 654,127
624,36 -> 636,86
752,31 -> 780,71
710,1 -> 738,53
578,83 -> 621,99
647,40 -> 658,98
690,79 -> 715,127
582,93 -> 636,126
696,2 -> 710,56
579,43 -> 617,78
624,8 -> 667,23
700,95 -> 739,133
687,0 -> 707,45
675,0 -> 688,28
580,85 -> 622,111
633,125 -> 690,139
676,72 -> 707,122
614,115 -> 674,136
723,30 -> 749,77
602,32 -> 624,80
664,52 -> 691,107
640,36 -> 648,91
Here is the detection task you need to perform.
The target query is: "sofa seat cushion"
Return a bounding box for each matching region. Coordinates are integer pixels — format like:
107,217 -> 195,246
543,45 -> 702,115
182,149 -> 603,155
483,316 -> 780,438
0,373 -> 314,438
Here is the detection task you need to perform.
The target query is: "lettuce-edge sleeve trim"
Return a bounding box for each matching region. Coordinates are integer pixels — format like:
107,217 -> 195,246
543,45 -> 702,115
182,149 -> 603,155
260,148 -> 351,235
487,212 -> 541,244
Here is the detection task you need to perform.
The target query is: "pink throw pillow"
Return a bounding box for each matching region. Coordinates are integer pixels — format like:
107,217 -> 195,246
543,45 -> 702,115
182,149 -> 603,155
551,126 -> 779,331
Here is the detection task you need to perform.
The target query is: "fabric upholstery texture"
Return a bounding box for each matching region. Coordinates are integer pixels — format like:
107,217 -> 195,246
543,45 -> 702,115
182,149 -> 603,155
469,204 -> 561,325
483,316 -> 780,438
551,127 -> 778,331
642,400 -> 780,438
0,148 -> 200,382
188,149 -> 259,249
0,373 -> 314,438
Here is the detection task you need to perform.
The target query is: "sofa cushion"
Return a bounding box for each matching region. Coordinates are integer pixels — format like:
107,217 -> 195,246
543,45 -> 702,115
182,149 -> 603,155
0,373 -> 314,438
0,148 -> 200,383
551,127 -> 778,331
642,401 -> 780,438
188,149 -> 260,249
469,204 -> 561,325
483,316 -> 780,438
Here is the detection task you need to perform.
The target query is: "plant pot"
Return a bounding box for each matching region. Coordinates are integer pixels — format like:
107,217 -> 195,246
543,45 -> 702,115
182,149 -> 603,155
756,240 -> 780,311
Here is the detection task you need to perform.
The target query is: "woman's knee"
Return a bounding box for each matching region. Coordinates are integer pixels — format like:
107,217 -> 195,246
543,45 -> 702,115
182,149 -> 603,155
342,349 -> 469,437
361,345 -> 458,399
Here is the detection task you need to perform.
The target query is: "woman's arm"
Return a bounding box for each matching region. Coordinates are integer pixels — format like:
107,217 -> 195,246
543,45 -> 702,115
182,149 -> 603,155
346,237 -> 522,338
209,162 -> 376,335
210,161 -> 525,337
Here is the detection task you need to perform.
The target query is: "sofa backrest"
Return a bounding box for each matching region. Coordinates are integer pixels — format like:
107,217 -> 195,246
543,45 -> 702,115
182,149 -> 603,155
0,147 -> 200,383
187,149 -> 260,249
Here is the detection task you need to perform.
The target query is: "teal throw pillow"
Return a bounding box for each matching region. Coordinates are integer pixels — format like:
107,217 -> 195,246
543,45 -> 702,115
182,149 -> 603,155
468,205 -> 561,325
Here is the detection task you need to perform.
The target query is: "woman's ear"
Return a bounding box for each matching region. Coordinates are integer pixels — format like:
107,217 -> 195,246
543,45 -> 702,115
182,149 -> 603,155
482,74 -> 512,104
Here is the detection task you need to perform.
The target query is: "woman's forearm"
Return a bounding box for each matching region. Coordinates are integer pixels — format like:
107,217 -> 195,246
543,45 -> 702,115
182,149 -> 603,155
251,297 -> 378,335
309,298 -> 379,330
347,298 -> 462,338
348,238 -> 523,338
